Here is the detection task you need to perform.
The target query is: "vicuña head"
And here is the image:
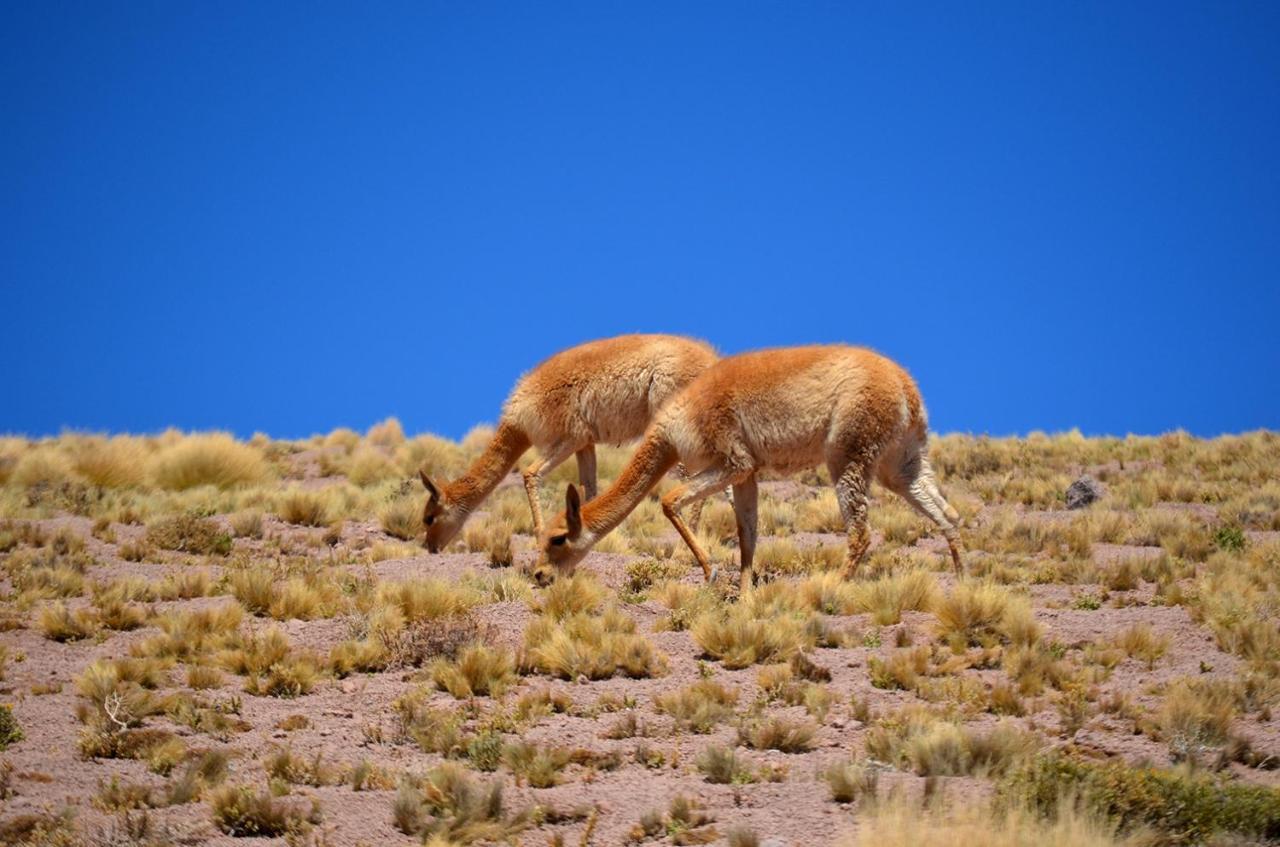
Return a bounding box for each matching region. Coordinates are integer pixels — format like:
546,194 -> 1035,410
531,484 -> 591,585
419,469 -> 470,553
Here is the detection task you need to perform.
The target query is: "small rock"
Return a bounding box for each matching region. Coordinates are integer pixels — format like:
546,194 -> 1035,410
341,680 -> 358,694
762,839 -> 788,847
1065,475 -> 1104,509
271,730 -> 287,739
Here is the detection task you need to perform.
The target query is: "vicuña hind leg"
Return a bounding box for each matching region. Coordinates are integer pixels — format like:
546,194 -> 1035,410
886,454 -> 963,573
831,459 -> 873,579
661,467 -> 740,583
674,463 -> 706,533
576,444 -> 598,502
521,440 -> 579,537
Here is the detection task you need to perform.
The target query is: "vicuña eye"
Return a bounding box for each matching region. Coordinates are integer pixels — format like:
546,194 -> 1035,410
425,516 -> 435,526
550,535 -> 567,546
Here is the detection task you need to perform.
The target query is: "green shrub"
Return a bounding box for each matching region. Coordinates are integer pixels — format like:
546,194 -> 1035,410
1213,525 -> 1247,553
1000,753 -> 1280,843
0,704 -> 22,750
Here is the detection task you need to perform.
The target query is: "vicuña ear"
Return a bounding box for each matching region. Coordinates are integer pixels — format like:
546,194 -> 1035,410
565,485 -> 582,537
419,469 -> 439,500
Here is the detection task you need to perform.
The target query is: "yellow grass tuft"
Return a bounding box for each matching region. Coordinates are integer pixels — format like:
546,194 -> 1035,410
149,434 -> 268,490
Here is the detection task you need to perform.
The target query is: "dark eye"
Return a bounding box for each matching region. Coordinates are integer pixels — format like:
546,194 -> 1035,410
550,534 -> 567,546
425,516 -> 435,526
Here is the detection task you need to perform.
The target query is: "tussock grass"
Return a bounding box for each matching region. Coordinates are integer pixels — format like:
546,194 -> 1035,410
347,447 -> 399,486
654,680 -> 738,733
464,518 -> 514,567
867,711 -> 1038,776
1111,623 -> 1170,669
933,581 -> 1039,647
823,758 -> 878,803
697,744 -> 754,784
275,488 -> 332,526
72,437 -> 149,489
841,795 -> 1143,847
209,784 -> 318,837
431,644 -> 517,698
379,495 -> 422,540
738,715 -> 817,753
523,607 -> 666,680
150,434 -> 268,490
692,605 -> 812,668
533,572 -> 606,619
39,602 -> 99,641
145,513 -> 232,555
392,762 -> 529,841
378,577 -> 480,621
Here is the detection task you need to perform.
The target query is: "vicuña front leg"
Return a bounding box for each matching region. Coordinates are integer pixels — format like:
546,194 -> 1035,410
521,441 -> 578,537
731,475 -> 759,593
661,467 -> 739,583
576,444 -> 598,502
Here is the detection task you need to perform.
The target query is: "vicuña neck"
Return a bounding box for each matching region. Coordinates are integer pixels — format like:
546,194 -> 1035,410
581,435 -> 679,538
445,420 -> 533,510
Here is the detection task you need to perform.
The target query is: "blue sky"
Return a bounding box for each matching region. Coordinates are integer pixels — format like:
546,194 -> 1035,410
3,2 -> 1278,440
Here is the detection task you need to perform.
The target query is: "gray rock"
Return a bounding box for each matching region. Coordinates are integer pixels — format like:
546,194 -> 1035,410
1065,475 -> 1104,509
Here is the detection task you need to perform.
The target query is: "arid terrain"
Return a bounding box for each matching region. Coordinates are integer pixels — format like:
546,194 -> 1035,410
0,423 -> 1277,846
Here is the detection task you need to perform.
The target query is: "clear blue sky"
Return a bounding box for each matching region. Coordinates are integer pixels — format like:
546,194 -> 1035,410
4,2 -> 1278,440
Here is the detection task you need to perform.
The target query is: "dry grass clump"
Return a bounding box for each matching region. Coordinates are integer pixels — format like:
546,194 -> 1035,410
218,626 -> 322,698
227,569 -> 274,615
654,680 -> 739,733
39,602 -> 100,641
652,581 -> 720,632
11,446 -> 76,488
431,644 -> 517,698
1190,545 -> 1280,662
397,433 -> 466,478
149,434 -> 268,490
144,513 -> 232,555
1157,677 -> 1236,760
366,417 -> 405,449
840,795 -> 1143,847
71,436 -> 150,489
866,711 -> 1038,776
275,488 -> 332,526
378,577 -> 480,621
823,757 -> 878,803
932,581 -> 1039,647
392,762 -> 529,842
523,606 -> 666,680
132,603 -> 244,660
379,495 -> 422,540
347,447 -> 399,486
696,744 -> 755,785
533,572 -> 606,619
631,794 -> 718,844
802,569 -> 937,623
1110,623 -> 1170,669
738,715 -> 817,753
692,604 -> 813,669
263,746 -> 344,787
464,518 -> 514,567
268,576 -> 342,621
209,783 -> 319,837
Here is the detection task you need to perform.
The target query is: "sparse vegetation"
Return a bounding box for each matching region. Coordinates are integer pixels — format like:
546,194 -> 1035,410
2,428 -> 1279,846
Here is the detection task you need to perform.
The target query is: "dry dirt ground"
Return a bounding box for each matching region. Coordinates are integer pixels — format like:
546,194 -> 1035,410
0,428 -> 1277,846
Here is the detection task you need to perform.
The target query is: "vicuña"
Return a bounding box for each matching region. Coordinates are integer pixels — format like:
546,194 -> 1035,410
536,344 -> 963,589
420,334 -> 718,551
